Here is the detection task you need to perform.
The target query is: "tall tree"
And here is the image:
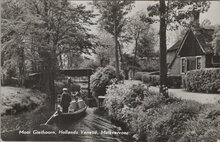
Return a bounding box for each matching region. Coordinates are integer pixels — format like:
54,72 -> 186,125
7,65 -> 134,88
147,0 -> 210,95
1,0 -> 97,110
159,0 -> 167,96
126,13 -> 151,68
94,32 -> 115,67
94,0 -> 134,80
1,0 -> 29,85
137,32 -> 156,58
147,1 -> 210,30
124,12 -> 155,79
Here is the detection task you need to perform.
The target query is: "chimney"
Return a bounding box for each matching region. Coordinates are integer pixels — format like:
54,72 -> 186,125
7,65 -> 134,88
191,11 -> 200,28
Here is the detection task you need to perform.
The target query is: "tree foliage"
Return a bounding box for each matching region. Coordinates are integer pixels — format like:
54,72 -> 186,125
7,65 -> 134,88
94,0 -> 134,36
147,1 -> 211,30
137,34 -> 156,58
212,25 -> 220,55
94,0 -> 134,79
125,12 -> 154,59
1,0 -> 97,109
94,32 -> 115,67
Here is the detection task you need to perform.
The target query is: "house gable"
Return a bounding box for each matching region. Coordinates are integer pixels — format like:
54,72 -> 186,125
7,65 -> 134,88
167,27 -> 220,76
177,29 -> 205,57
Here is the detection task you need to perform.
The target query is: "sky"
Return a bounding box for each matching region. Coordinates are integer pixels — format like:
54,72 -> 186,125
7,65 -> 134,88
72,1 -> 220,24
72,0 -> 220,54
128,1 -> 220,24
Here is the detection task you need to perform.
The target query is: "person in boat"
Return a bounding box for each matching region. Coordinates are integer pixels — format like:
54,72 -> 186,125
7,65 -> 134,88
67,77 -> 72,92
71,92 -> 80,112
60,88 -> 72,113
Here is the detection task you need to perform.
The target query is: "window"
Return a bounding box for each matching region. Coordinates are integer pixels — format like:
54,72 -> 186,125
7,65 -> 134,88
187,58 -> 196,71
181,58 -> 187,74
196,56 -> 202,69
213,55 -> 220,64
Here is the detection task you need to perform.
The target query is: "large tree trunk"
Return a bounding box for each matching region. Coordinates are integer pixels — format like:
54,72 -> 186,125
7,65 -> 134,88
39,0 -> 56,111
114,33 -> 120,80
59,54 -> 63,69
114,2 -> 120,80
159,0 -> 168,97
117,40 -> 123,63
132,38 -> 138,80
39,50 -> 56,111
18,45 -> 25,86
49,53 -> 56,111
117,40 -> 125,78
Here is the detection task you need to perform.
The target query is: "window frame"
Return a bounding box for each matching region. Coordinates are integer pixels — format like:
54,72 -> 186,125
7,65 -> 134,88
196,56 -> 202,69
180,57 -> 187,74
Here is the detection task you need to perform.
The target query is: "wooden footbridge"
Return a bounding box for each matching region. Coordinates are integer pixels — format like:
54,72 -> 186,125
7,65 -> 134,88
59,69 -> 94,97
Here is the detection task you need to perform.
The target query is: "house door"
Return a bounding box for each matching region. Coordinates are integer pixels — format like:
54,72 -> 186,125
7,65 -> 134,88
187,58 -> 196,71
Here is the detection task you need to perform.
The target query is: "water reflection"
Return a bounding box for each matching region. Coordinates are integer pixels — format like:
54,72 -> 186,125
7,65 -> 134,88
1,108 -> 131,142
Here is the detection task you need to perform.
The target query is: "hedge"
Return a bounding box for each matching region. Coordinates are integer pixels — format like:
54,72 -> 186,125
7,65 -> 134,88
142,74 -> 160,86
133,72 -> 144,81
183,68 -> 220,93
134,72 -> 181,88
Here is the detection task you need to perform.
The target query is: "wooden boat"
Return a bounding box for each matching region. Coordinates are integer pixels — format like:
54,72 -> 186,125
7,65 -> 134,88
43,99 -> 87,125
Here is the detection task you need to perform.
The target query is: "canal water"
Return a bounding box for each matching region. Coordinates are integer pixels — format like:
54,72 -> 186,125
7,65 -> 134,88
1,108 -> 132,141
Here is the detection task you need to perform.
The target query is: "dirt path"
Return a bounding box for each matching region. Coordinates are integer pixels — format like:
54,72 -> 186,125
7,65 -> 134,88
149,86 -> 220,104
124,80 -> 220,104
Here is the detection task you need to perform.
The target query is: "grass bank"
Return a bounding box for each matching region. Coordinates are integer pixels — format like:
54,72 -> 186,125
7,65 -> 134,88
1,86 -> 52,133
1,103 -> 53,133
1,86 -> 47,116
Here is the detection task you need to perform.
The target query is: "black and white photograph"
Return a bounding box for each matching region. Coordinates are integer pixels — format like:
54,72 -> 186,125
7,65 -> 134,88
1,0 -> 220,141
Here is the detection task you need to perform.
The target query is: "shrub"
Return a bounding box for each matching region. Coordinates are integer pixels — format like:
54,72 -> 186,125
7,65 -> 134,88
138,58 -> 159,72
104,82 -> 220,142
184,68 -> 220,93
131,99 -> 202,142
142,74 -> 160,86
142,74 -> 181,88
105,83 -> 149,122
90,66 -> 124,98
133,72 -> 144,81
167,76 -> 182,88
179,105 -> 220,142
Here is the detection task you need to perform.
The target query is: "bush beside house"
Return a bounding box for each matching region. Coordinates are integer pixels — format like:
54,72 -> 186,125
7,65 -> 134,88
104,83 -> 220,142
183,68 -> 220,93
134,72 -> 182,88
